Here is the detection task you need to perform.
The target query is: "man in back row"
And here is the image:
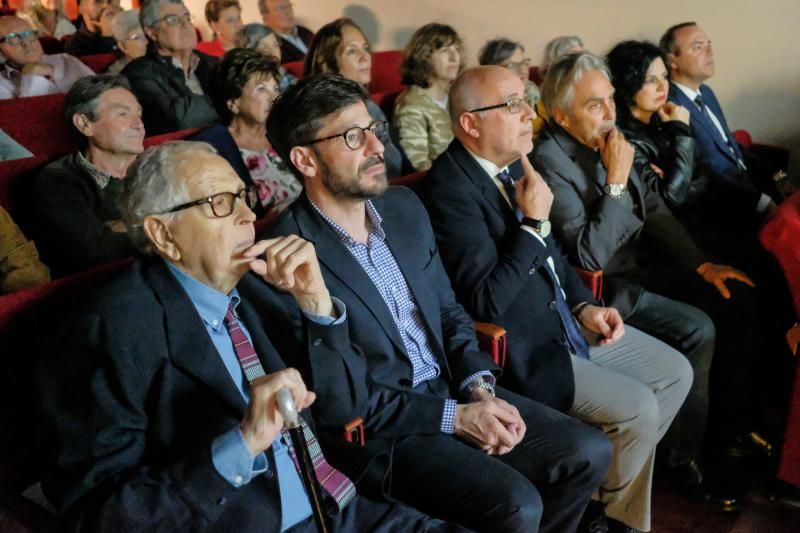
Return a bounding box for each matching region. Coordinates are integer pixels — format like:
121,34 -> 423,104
265,74 -> 612,532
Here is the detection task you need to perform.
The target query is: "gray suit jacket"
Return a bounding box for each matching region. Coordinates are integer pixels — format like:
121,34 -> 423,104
531,124 -> 705,318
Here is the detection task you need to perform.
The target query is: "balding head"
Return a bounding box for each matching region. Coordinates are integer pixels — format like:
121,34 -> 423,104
449,65 -> 535,166
0,16 -> 44,67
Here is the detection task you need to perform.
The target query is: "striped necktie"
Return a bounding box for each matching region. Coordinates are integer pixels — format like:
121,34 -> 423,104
223,306 -> 357,511
497,169 -> 523,221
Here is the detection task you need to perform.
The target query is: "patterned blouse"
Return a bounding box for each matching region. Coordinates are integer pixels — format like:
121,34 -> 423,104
240,146 -> 303,214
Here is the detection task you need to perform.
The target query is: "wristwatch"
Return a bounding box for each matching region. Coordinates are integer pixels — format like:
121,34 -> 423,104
604,183 -> 627,199
521,217 -> 552,238
465,377 -> 496,399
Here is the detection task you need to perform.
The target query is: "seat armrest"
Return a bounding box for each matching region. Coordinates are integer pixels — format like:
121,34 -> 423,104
474,321 -> 507,369
343,417 -> 365,447
573,267 -> 604,301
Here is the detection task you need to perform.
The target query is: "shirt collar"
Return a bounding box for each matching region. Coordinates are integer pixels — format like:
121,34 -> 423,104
277,27 -> 299,39
166,261 -> 241,332
308,195 -> 385,244
673,81 -> 700,103
463,146 -> 509,180
169,53 -> 200,74
75,151 -> 115,189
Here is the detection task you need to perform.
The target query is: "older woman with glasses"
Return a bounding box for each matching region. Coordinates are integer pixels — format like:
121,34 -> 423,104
106,10 -> 147,74
303,17 -> 407,177
193,48 -> 301,216
235,23 -> 297,91
395,22 -> 464,171
478,38 -> 544,137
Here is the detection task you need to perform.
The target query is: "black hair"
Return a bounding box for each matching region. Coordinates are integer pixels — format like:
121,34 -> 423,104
266,74 -> 368,179
208,47 -> 281,125
659,21 -> 696,56
606,40 -> 668,121
63,74 -> 133,150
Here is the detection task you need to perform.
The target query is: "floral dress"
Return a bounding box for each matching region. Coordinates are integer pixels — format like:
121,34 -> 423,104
240,146 -> 303,214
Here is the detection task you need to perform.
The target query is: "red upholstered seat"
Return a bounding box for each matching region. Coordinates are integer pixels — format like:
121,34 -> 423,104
0,94 -> 74,215
143,127 -> 202,148
79,52 -> 119,74
760,190 -> 800,485
282,60 -> 304,79
528,65 -> 543,85
369,50 -> 404,94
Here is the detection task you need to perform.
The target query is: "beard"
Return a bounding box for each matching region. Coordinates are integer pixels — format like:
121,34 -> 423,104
318,153 -> 388,200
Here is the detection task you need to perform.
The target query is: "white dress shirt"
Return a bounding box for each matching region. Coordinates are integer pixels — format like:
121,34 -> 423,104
0,53 -> 93,99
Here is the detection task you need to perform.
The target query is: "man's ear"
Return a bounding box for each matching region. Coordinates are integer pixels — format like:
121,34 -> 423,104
72,113 -> 94,138
289,146 -> 319,180
552,106 -> 570,130
457,112 -> 481,139
143,215 -> 181,261
667,53 -> 678,73
144,25 -> 158,43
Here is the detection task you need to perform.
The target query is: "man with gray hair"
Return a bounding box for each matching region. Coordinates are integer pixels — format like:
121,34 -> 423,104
36,139 -> 465,532
540,35 -> 584,75
121,0 -> 218,134
257,0 -> 313,63
532,52 -> 759,511
29,74 -> 142,276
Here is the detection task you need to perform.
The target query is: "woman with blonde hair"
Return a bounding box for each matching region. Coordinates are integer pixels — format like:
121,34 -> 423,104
18,0 -> 76,39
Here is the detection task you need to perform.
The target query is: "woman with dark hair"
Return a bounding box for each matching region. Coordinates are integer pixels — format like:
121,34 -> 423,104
302,17 -> 406,177
394,23 -> 464,170
606,40 -> 704,215
478,37 -> 543,136
192,48 -> 302,215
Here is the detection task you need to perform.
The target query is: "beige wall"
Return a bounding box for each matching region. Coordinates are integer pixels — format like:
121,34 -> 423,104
186,0 -> 800,165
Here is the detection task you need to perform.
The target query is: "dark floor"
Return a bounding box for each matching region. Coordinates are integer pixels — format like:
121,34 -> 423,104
651,471 -> 800,532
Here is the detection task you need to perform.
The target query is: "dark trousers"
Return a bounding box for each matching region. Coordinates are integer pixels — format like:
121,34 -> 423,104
375,387 -> 611,533
626,290 -> 715,466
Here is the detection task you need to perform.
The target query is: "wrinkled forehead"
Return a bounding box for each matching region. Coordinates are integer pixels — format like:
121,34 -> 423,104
0,17 -> 32,37
181,152 -> 243,197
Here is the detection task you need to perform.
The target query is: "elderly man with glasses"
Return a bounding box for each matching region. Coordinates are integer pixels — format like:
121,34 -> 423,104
36,139 -> 463,532
419,65 -> 692,533
121,0 -> 218,135
0,15 -> 93,99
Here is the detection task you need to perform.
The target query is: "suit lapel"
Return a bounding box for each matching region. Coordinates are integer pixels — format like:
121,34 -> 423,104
145,261 -> 247,416
291,197 -> 408,355
671,83 -> 737,164
449,140 -> 518,225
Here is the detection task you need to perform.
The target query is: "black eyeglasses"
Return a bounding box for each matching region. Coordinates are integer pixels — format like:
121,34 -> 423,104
152,12 -> 193,28
162,186 -> 259,218
304,120 -> 387,151
468,97 -> 527,114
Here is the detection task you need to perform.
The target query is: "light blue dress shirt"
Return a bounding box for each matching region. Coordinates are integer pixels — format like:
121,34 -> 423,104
168,263 -> 345,531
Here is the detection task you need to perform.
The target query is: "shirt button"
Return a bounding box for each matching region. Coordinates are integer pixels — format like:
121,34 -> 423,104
549,301 -> 557,311
211,320 -> 219,327
528,268 -> 536,275
312,338 -> 322,347
233,475 -> 243,485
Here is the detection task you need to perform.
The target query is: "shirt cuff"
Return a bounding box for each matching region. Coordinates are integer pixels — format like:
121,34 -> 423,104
302,296 -> 347,325
440,399 -> 457,434
756,193 -> 773,214
520,225 -> 547,247
211,427 -> 269,487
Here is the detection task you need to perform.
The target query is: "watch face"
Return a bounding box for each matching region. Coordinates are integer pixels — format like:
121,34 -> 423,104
539,219 -> 552,238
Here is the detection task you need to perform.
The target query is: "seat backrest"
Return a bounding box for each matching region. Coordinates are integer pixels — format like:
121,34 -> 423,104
370,89 -> 401,123
143,127 -> 203,148
79,52 -> 119,74
369,50 -> 404,94
0,94 -> 74,216
529,65 -> 543,85
282,60 -> 304,79
0,259 -> 130,497
760,190 -> 800,318
391,169 -> 427,189
37,36 -> 63,54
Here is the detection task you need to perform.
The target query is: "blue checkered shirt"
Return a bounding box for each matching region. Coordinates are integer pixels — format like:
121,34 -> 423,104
311,199 -> 492,433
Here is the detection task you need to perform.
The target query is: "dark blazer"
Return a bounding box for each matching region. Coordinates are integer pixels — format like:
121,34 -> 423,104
532,123 -> 705,318
63,25 -> 117,57
668,82 -> 761,212
278,25 -> 315,63
122,49 -> 219,135
268,188 -> 498,440
418,139 -> 594,412
191,124 -> 267,218
36,258 -> 365,532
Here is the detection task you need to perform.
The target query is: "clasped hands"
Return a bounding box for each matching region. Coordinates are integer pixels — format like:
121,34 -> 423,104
454,388 -> 526,456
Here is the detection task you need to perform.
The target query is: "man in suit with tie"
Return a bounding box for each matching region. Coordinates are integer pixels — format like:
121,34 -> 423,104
660,22 -> 790,223
419,65 -> 692,533
265,74 -> 613,533
35,141 -> 460,532
532,52 -> 763,512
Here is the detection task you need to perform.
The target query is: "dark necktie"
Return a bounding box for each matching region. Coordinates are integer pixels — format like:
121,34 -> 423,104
694,94 -> 746,171
496,171 -> 591,359
497,169 -> 523,221
223,306 -> 357,511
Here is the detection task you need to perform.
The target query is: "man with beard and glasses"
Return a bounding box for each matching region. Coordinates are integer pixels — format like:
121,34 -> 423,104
262,74 -> 612,533
532,52 -> 761,511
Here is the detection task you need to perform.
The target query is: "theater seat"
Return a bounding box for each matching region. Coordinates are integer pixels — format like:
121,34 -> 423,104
79,52 -> 119,74
143,127 -> 203,148
0,259 -> 131,532
529,65 -> 543,85
371,89 -> 401,123
282,60 -> 304,79
760,190 -> 800,486
391,169 -> 426,189
573,267 -> 604,301
369,50 -> 404,94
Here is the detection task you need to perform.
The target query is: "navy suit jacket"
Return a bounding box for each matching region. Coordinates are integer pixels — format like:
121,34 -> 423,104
36,258 -> 363,532
267,188 -> 498,441
668,82 -> 761,212
418,139 -> 594,412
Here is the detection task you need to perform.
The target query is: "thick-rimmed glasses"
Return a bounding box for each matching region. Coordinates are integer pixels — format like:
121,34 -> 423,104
162,186 -> 259,218
304,120 -> 387,151
152,12 -> 193,28
0,29 -> 39,47
468,97 -> 527,114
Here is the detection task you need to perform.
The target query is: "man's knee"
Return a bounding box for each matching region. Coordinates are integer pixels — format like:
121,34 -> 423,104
680,305 -> 716,361
488,480 -> 543,532
566,424 -> 613,487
